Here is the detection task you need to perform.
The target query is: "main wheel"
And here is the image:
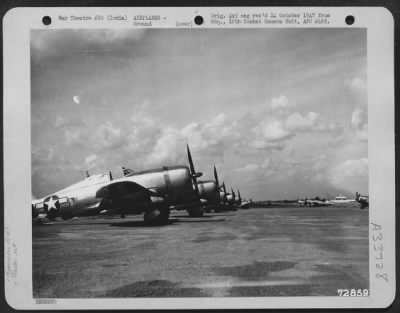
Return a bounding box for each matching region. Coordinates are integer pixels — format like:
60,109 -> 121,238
187,207 -> 204,217
143,207 -> 170,225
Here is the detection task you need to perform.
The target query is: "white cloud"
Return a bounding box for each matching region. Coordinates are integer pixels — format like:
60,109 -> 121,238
270,95 -> 295,115
345,77 -> 366,90
32,147 -> 55,164
65,127 -> 84,145
329,158 -> 368,187
270,95 -> 294,110
285,112 -> 321,131
85,154 -> 98,169
351,109 -> 366,128
253,119 -> 293,142
93,122 -> 123,149
144,127 -> 186,167
237,163 -> 259,172
311,154 -> 328,171
351,109 -> 368,142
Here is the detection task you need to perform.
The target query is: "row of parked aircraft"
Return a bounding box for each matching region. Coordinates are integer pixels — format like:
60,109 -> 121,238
297,193 -> 369,209
31,145 -> 252,225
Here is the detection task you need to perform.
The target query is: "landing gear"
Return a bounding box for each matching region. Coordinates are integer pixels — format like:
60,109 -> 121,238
187,207 -> 204,217
143,207 -> 170,225
61,214 -> 73,220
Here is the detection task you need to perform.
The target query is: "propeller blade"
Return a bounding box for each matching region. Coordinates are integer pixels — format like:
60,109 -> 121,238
238,190 -> 241,201
187,144 -> 195,175
222,182 -> 227,194
214,166 -> 219,187
232,188 -> 235,200
187,144 -> 202,195
187,145 -> 202,178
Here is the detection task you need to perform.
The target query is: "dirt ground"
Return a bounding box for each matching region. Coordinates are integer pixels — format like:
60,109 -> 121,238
33,206 -> 369,298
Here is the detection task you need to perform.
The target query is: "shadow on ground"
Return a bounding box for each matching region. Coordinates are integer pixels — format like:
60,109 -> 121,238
214,261 -> 297,281
229,284 -> 313,296
103,280 -> 208,297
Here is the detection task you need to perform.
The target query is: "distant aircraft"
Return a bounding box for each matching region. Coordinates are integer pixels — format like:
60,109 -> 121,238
298,198 -> 331,207
237,191 -> 251,209
32,145 -> 207,225
297,199 -> 306,206
329,194 -> 356,204
356,192 -> 369,210
226,188 -> 236,205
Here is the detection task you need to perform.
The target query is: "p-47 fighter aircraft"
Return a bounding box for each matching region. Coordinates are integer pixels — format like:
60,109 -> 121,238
198,166 -> 223,214
236,190 -> 251,209
32,146 -> 205,225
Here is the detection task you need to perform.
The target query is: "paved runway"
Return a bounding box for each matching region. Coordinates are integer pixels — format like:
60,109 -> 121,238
33,206 -> 368,297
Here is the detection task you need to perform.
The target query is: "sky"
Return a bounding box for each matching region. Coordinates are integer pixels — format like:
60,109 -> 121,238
31,28 -> 368,200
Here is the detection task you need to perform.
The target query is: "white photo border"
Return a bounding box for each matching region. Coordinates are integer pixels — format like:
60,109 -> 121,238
3,6 -> 395,309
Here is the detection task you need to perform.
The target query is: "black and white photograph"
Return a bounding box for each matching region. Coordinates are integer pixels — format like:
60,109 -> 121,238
3,7 -> 395,309
31,26 -> 370,298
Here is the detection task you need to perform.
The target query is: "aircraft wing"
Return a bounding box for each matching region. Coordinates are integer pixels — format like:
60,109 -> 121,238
96,181 -> 165,210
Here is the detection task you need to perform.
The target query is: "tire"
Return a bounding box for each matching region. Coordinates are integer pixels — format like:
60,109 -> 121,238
188,207 -> 204,217
144,207 -> 169,225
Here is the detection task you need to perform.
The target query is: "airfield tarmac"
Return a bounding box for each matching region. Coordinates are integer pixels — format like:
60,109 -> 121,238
33,205 -> 368,298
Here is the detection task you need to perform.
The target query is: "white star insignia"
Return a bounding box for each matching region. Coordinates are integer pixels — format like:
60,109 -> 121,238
46,197 -> 59,211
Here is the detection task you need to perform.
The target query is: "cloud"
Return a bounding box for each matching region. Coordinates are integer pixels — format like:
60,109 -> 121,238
329,158 -> 368,187
252,119 -> 294,143
351,109 -> 368,141
143,113 -> 239,167
269,95 -> 295,115
285,112 -> 321,131
32,147 -> 55,165
345,77 -> 366,91
237,163 -> 259,172
85,154 -> 98,170
144,127 -> 186,167
93,122 -> 124,149
65,127 -> 84,145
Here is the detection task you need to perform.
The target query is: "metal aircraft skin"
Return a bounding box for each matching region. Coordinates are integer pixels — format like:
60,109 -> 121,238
356,192 -> 369,210
236,190 -> 251,209
198,166 -> 225,214
32,146 -> 206,224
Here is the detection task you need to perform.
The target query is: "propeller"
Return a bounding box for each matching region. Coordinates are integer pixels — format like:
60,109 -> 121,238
214,166 -> 220,188
231,188 -> 236,201
238,190 -> 241,202
187,145 -> 202,195
222,182 -> 227,194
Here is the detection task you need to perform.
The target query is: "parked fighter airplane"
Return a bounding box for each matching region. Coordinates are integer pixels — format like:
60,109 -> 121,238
198,166 -> 222,214
236,190 -> 251,209
32,146 -> 207,225
356,192 -> 369,210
